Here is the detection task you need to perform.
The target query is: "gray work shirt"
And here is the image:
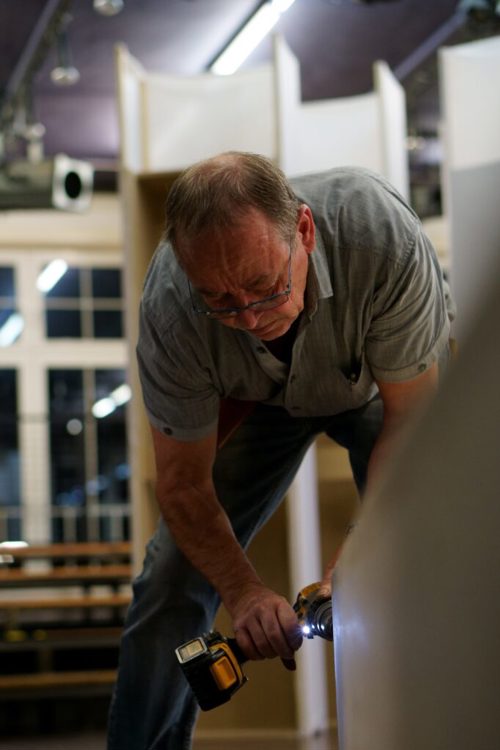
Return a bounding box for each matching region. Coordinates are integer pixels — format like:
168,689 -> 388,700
137,167 -> 453,441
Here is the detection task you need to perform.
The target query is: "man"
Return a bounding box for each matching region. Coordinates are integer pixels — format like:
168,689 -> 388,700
108,152 -> 453,749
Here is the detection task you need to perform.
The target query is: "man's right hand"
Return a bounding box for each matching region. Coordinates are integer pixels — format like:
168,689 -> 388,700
228,582 -> 303,671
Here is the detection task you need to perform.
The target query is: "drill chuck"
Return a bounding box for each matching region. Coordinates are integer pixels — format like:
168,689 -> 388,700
293,582 -> 333,641
302,596 -> 333,640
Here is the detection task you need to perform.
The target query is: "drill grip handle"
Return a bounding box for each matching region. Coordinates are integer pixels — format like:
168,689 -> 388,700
226,637 -> 248,665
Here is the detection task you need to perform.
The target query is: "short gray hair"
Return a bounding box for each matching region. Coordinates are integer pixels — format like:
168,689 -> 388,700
164,152 -> 300,256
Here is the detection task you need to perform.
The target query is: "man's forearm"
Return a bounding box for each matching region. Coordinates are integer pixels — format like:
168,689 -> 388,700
156,483 -> 262,614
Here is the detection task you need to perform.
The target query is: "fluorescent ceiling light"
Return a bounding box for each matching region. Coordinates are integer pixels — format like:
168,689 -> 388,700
92,397 -> 116,419
111,384 -> 132,406
0,312 -> 24,347
92,383 -> 131,419
210,0 -> 297,76
36,259 -> 68,293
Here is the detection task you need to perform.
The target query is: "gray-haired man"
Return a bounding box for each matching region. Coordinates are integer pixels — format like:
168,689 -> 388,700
108,152 -> 453,749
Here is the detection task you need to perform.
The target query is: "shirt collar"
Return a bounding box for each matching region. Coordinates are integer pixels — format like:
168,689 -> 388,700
304,231 -> 333,317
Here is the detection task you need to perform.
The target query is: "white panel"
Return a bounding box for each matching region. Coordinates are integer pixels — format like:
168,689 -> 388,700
439,36 -> 500,341
287,95 -> 382,177
143,66 -> 277,171
332,256 -> 500,750
275,36 -> 407,180
440,36 -> 500,170
287,444 -> 329,736
447,161 -> 500,340
273,34 -> 303,173
374,60 -> 409,200
115,45 -> 147,173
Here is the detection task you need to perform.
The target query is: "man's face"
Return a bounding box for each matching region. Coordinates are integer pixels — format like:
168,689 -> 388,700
177,206 -> 315,341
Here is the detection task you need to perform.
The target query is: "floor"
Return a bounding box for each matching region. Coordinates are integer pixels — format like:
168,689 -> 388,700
0,729 -> 339,750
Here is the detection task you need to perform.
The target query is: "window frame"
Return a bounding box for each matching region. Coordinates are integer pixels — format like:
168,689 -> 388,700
0,247 -> 129,544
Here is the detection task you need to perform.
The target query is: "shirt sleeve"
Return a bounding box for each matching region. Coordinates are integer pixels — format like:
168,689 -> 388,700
365,225 -> 451,382
136,303 -> 219,441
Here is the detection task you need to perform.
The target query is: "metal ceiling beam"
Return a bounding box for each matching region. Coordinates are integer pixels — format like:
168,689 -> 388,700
394,8 -> 467,81
0,0 -> 73,133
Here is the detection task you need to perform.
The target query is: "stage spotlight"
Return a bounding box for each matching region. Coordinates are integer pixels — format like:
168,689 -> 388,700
0,154 -> 93,211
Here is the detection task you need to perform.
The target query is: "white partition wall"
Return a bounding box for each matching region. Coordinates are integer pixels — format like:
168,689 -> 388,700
116,44 -> 278,173
375,60 -> 409,200
274,36 -> 409,199
115,45 -> 147,172
332,255 -> 500,750
439,36 -> 500,340
117,36 -> 408,185
143,67 -> 277,171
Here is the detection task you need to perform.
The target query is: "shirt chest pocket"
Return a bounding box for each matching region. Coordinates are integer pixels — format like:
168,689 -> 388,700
285,352 -> 377,417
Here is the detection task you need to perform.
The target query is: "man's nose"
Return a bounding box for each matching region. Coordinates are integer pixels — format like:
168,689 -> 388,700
236,306 -> 260,329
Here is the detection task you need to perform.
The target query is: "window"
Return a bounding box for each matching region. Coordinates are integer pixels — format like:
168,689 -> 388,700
43,266 -> 123,339
0,248 -> 129,544
0,369 -> 21,539
49,368 -> 130,542
0,266 -> 22,346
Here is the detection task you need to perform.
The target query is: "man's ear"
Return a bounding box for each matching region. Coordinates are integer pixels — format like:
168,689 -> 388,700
297,204 -> 316,255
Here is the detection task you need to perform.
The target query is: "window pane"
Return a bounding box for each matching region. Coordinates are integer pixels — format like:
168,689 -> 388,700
0,369 -> 21,539
46,309 -> 82,338
93,310 -> 123,338
45,267 -> 80,298
0,307 -> 15,326
0,267 -> 15,298
94,369 -> 129,507
48,370 -> 86,541
92,269 -> 122,299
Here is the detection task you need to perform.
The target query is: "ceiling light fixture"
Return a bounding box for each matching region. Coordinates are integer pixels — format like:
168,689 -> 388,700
93,0 -> 125,16
210,0 -> 297,76
0,313 -> 24,347
36,259 -> 68,293
92,383 -> 132,419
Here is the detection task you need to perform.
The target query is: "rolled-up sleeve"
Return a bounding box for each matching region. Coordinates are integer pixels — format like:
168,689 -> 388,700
365,226 -> 450,382
137,304 -> 219,441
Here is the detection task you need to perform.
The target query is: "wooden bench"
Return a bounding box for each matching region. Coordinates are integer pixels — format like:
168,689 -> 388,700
0,564 -> 132,588
0,669 -> 117,698
0,592 -> 131,630
0,624 -> 124,649
0,592 -> 131,612
0,541 -> 132,703
0,541 -> 131,561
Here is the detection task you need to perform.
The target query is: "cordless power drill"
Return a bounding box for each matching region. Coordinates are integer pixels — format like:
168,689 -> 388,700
174,582 -> 332,711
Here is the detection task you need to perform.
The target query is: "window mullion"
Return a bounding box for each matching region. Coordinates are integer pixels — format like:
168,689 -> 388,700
83,369 -> 100,541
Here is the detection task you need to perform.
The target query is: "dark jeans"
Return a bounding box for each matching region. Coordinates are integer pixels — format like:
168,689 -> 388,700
107,398 -> 383,750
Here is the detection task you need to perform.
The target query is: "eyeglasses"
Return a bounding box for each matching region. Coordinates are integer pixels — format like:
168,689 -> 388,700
188,245 -> 293,320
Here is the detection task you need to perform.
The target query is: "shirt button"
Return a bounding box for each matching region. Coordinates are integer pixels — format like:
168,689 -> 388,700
163,427 -> 173,436
256,346 -> 266,354
418,363 -> 427,373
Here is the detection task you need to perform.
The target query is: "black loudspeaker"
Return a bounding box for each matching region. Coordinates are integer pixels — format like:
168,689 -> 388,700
0,153 -> 93,211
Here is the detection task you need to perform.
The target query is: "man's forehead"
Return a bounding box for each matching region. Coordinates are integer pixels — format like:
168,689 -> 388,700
179,232 -> 288,295
178,218 -> 285,267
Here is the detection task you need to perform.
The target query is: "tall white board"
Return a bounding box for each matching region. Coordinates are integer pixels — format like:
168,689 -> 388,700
440,36 -> 500,340
333,253 -> 500,750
